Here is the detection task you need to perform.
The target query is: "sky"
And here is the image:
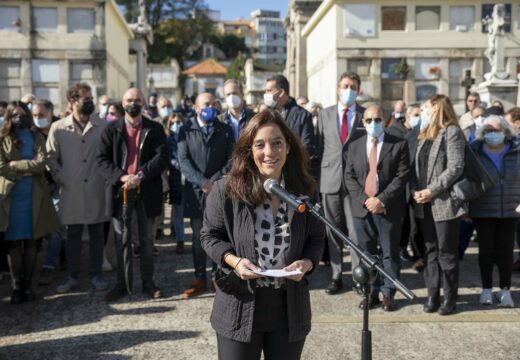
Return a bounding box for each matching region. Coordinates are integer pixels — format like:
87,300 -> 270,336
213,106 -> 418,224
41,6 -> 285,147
205,0 -> 288,21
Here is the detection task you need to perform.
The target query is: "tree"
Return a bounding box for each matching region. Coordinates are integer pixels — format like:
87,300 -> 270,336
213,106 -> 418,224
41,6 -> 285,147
209,33 -> 250,59
226,52 -> 247,83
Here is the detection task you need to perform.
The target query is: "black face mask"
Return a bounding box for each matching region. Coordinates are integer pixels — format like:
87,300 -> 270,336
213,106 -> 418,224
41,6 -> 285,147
12,115 -> 30,129
79,100 -> 95,116
125,103 -> 142,118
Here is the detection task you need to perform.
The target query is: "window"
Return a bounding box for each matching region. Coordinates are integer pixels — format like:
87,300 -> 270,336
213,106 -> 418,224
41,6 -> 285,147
348,59 -> 370,76
414,58 -> 441,80
33,7 -> 58,32
34,87 -> 60,105
415,6 -> 440,31
344,4 -> 376,37
257,32 -> 267,42
0,60 -> 21,79
382,7 -> 406,31
481,4 -> 511,33
70,63 -> 93,83
273,33 -> 277,40
448,59 -> 473,101
67,8 -> 95,33
32,59 -> 60,83
381,83 -> 404,101
0,87 -> 21,102
416,84 -> 438,101
381,58 -> 404,80
0,6 -> 20,31
449,6 -> 475,32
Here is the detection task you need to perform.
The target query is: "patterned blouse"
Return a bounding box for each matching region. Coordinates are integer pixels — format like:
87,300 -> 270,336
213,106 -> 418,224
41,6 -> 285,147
254,196 -> 291,288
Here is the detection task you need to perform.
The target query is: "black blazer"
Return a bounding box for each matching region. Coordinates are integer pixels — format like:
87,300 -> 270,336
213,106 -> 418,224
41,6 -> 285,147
343,132 -> 410,220
283,97 -> 318,158
177,118 -> 235,218
97,117 -> 169,218
200,179 -> 325,343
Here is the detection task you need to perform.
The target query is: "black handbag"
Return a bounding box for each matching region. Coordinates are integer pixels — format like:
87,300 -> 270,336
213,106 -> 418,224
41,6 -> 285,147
214,267 -> 250,296
450,139 -> 495,204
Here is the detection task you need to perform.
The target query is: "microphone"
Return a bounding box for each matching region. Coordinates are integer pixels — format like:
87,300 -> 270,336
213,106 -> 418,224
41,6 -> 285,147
263,179 -> 306,213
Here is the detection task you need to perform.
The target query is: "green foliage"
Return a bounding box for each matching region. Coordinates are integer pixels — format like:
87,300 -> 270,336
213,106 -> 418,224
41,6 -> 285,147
209,33 -> 250,59
226,52 -> 247,82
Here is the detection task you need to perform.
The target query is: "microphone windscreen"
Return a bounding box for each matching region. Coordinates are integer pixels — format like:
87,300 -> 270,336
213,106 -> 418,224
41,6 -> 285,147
263,178 -> 276,194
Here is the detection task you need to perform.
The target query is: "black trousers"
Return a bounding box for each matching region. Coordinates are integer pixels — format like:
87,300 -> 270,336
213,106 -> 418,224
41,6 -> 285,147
216,287 -> 305,360
419,204 -> 460,300
400,202 -> 424,258
474,218 -> 518,289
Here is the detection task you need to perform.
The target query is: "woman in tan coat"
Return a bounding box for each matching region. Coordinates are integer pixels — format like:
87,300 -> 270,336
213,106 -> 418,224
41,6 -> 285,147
0,101 -> 59,304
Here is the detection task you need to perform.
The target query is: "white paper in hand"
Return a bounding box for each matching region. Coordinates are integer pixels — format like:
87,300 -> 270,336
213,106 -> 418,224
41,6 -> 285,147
252,269 -> 302,278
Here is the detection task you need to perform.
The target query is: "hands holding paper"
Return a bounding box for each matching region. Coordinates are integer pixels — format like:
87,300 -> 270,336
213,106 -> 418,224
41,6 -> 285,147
282,259 -> 313,282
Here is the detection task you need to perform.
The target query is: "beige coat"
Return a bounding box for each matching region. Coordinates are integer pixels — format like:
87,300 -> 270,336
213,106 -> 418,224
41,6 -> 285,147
0,128 -> 60,237
46,114 -> 110,225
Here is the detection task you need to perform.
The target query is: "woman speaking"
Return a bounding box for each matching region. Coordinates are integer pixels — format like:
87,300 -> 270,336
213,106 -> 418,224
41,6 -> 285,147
201,109 -> 325,359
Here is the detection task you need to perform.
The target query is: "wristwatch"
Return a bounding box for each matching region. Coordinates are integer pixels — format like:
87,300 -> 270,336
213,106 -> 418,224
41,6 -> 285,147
136,171 -> 145,182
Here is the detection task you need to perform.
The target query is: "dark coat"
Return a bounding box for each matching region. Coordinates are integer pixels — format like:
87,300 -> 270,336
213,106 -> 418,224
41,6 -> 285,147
200,179 -> 325,343
282,97 -> 318,158
217,107 -> 255,140
96,117 -> 169,219
177,118 -> 234,218
167,131 -> 183,205
469,139 -> 520,218
343,132 -> 410,220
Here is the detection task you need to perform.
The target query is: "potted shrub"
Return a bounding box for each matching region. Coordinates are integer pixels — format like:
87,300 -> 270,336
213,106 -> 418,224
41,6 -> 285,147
394,58 -> 409,79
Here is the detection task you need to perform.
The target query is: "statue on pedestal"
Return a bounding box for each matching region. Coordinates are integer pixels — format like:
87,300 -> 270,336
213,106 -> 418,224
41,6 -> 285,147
482,4 -> 508,80
138,0 -> 147,25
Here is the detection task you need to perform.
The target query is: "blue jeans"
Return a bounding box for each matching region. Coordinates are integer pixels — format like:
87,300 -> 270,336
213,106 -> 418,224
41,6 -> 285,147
43,183 -> 64,269
171,200 -> 185,243
190,217 -> 216,280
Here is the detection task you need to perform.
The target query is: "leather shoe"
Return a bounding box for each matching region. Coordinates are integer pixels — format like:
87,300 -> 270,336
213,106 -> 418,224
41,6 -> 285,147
358,292 -> 381,310
438,299 -> 456,315
10,288 -> 24,305
423,296 -> 441,313
143,281 -> 162,299
176,242 -> 185,254
325,279 -> 343,295
183,278 -> 207,298
382,294 -> 396,311
105,282 -> 127,302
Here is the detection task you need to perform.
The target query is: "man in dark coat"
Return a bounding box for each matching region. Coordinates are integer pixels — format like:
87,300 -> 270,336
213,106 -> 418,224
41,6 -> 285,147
178,92 -> 235,298
97,87 -> 168,302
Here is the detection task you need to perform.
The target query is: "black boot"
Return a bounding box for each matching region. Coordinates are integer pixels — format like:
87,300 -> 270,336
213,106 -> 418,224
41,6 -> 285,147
10,280 -> 24,305
22,278 -> 35,302
423,291 -> 440,313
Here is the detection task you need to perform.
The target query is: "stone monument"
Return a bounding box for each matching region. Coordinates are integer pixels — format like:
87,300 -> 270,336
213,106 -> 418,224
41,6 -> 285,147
475,4 -> 518,109
129,0 -> 154,95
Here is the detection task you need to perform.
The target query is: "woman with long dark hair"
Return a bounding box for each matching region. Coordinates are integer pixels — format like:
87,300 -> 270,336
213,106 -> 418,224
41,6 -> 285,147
0,101 -> 59,304
413,94 -> 466,315
201,109 -> 325,359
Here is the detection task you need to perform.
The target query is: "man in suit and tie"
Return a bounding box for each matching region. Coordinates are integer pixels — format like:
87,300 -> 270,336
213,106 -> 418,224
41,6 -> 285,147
343,105 -> 410,311
317,72 -> 365,295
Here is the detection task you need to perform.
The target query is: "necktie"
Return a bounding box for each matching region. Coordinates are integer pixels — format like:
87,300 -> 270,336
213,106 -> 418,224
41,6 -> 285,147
364,137 -> 378,197
341,107 -> 349,144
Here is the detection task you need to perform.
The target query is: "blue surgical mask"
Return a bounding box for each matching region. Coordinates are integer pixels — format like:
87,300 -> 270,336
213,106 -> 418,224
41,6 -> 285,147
200,107 -> 217,123
160,107 -> 173,119
420,112 -> 431,131
339,89 -> 357,106
484,132 -> 505,146
0,116 -> 4,128
409,116 -> 421,129
365,121 -> 384,138
34,117 -> 50,129
27,103 -> 32,112
170,122 -> 182,133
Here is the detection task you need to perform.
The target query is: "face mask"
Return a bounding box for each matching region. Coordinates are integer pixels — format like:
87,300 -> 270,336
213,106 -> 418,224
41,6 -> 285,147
125,103 -> 142,118
420,112 -> 431,131
226,94 -> 241,109
365,121 -> 384,138
160,107 -> 173,119
484,132 -> 505,146
409,116 -> 421,129
394,112 -> 404,119
199,107 -> 217,123
263,92 -> 277,108
34,117 -> 50,129
339,89 -> 358,107
99,104 -> 108,118
106,114 -> 118,122
474,116 -> 484,129
170,123 -> 182,133
79,100 -> 95,116
0,117 -> 4,128
26,103 -> 32,112
12,115 -> 30,129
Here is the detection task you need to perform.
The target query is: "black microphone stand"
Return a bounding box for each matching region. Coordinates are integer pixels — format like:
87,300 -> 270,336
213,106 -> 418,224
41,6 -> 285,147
298,196 -> 417,360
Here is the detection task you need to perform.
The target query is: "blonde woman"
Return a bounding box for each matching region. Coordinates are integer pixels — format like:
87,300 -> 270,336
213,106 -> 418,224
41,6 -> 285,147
413,95 -> 466,315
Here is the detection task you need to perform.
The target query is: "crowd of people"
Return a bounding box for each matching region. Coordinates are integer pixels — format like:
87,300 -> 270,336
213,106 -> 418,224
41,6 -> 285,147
0,71 -> 519,358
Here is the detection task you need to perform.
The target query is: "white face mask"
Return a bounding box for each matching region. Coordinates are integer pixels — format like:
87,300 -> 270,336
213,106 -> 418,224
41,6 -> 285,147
339,89 -> 357,107
409,116 -> 421,129
0,116 -> 4,128
420,109 -> 431,131
263,92 -> 277,108
34,117 -> 50,129
99,104 -> 108,118
226,94 -> 242,109
474,116 -> 484,129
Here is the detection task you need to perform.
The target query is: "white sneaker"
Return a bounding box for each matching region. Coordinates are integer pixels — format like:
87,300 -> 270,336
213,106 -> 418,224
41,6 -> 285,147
496,288 -> 514,308
102,254 -> 113,272
479,288 -> 493,305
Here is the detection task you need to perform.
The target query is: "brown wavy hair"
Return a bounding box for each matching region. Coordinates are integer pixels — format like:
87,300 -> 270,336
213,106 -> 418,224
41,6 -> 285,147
418,94 -> 459,141
226,109 -> 315,206
0,101 -> 34,144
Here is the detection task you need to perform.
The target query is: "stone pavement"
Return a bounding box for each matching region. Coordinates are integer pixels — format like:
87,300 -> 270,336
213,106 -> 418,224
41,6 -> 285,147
0,219 -> 519,360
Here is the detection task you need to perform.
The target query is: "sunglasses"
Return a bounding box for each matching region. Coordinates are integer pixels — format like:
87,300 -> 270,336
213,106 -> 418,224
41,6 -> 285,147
364,118 -> 382,124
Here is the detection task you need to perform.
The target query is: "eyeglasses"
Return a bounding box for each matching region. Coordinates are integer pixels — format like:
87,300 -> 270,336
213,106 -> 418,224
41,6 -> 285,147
364,118 -> 382,124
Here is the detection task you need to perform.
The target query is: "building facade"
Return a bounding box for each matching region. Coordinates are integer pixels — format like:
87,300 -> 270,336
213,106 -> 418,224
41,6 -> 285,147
0,0 -> 133,112
148,60 -> 181,105
217,19 -> 256,48
183,58 -> 227,98
252,10 -> 287,66
303,0 -> 520,112
285,0 -> 322,99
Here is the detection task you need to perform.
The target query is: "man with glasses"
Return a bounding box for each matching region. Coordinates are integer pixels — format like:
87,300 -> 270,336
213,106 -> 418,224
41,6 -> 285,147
343,105 -> 410,311
459,92 -> 481,136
